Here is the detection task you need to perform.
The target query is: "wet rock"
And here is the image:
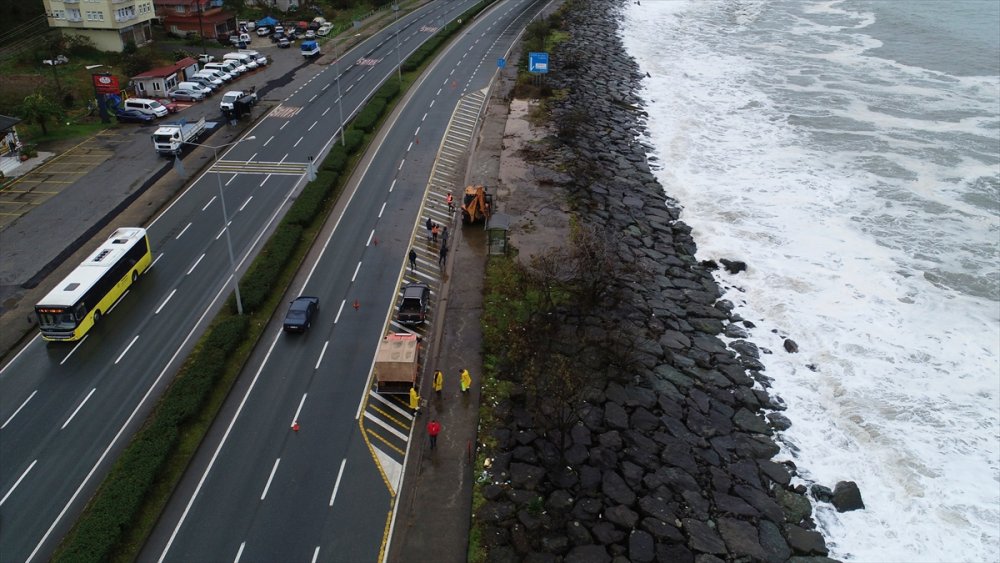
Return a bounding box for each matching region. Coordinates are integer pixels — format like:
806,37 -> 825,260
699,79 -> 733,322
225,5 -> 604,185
783,338 -> 799,353
591,521 -> 626,544
604,402 -> 629,430
566,520 -> 593,546
717,517 -> 768,560
546,489 -> 574,513
758,520 -> 792,563
604,504 -> 640,529
720,258 -> 747,274
510,463 -> 546,490
656,544 -> 695,563
776,487 -> 813,525
785,524 -> 829,556
681,518 -> 727,555
810,484 -> 833,503
766,412 -> 793,431
602,470 -> 637,505
628,529 -> 655,562
832,480 -> 865,512
564,545 -> 611,563
538,533 -> 569,554
758,459 -> 792,486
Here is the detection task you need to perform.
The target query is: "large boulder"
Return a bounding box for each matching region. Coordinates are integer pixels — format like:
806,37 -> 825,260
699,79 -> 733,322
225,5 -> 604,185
832,480 -> 865,512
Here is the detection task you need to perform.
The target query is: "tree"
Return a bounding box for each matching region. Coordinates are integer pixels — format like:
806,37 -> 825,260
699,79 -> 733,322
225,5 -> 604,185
18,93 -> 64,136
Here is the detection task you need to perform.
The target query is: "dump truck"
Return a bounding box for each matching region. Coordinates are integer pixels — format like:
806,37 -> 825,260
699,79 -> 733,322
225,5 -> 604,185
152,117 -> 207,156
461,184 -> 493,224
374,333 -> 420,394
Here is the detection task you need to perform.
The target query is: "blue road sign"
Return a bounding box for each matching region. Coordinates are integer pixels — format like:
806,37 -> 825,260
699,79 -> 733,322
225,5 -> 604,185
529,52 -> 549,74
498,57 -> 506,69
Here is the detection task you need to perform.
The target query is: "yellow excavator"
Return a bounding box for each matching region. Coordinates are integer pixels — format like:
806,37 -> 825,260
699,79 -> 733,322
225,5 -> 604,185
461,184 -> 493,224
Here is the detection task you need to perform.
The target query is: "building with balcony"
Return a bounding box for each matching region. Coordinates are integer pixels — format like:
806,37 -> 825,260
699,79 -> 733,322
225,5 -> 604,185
154,0 -> 236,43
43,0 -> 155,52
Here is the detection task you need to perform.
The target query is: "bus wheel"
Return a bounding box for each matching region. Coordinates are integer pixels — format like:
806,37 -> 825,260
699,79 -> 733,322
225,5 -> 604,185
132,270 -> 139,283
93,310 -> 102,324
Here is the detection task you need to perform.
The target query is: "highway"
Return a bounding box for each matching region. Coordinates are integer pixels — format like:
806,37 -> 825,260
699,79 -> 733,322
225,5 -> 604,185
0,0 -> 546,561
145,1 -> 550,560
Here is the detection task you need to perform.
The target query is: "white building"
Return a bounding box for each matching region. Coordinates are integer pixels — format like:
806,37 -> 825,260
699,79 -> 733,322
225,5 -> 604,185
42,0 -> 155,52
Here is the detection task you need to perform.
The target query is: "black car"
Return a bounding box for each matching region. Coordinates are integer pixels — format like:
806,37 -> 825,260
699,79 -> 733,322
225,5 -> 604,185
283,296 -> 319,332
396,282 -> 430,325
115,108 -> 156,124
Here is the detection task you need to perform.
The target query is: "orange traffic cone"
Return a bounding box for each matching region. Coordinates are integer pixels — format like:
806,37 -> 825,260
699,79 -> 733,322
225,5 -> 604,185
291,420 -> 300,432
353,299 -> 360,311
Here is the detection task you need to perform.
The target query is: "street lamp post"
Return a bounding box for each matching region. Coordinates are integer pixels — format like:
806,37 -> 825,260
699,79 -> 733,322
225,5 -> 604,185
393,3 -> 402,82
184,136 -> 256,315
335,42 -> 345,146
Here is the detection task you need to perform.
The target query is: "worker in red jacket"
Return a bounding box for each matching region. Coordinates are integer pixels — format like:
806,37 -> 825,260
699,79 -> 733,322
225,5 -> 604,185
426,419 -> 441,450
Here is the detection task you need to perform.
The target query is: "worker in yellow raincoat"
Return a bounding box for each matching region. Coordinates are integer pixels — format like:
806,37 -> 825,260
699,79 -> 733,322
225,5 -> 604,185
433,370 -> 444,395
409,386 -> 421,413
460,369 -> 471,393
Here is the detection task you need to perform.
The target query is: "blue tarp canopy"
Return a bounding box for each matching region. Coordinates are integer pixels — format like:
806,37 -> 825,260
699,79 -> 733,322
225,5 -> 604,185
256,16 -> 279,27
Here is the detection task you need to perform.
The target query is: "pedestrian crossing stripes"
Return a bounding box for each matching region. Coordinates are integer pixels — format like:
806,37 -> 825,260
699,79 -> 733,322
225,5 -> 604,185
210,160 -> 310,176
269,104 -> 303,119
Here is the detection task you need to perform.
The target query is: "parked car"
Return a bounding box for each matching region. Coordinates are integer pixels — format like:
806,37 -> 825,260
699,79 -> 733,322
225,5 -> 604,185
115,108 -> 156,124
277,37 -> 291,48
176,81 -> 213,97
283,296 -> 319,332
168,88 -> 206,102
274,25 -> 285,35
156,99 -> 180,113
396,282 -> 430,325
239,49 -> 269,66
256,26 -> 271,36
197,53 -> 215,64
304,29 -> 316,39
316,24 -> 333,36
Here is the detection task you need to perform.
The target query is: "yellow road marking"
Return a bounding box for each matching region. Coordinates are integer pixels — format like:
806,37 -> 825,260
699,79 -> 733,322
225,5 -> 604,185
368,404 -> 411,431
366,428 -> 406,456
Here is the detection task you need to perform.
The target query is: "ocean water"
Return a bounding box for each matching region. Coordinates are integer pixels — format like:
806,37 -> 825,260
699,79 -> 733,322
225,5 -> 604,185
620,0 -> 1000,561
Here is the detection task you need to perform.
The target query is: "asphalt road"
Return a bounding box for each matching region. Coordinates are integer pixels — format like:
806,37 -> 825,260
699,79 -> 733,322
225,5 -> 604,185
144,1 -> 549,561
0,2 -> 489,560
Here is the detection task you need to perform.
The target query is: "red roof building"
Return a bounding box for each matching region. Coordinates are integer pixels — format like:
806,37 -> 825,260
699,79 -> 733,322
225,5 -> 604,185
130,57 -> 200,97
154,0 -> 236,41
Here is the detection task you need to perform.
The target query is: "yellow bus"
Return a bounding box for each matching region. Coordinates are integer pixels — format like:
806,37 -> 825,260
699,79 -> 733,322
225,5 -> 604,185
35,227 -> 153,341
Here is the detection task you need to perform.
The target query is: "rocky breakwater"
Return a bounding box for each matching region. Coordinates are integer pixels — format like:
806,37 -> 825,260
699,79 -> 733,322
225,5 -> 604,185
474,1 -> 854,561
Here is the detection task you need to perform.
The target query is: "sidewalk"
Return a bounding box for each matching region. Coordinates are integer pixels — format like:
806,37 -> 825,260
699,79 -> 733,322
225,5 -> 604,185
387,60 -> 515,563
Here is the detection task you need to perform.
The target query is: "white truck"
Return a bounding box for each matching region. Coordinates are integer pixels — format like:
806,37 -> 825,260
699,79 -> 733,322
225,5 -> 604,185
300,40 -> 320,58
219,89 -> 257,113
152,117 -> 207,156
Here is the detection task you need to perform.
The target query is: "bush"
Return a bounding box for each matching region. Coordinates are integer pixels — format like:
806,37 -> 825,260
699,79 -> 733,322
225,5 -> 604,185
322,144 -> 348,173
238,224 -> 303,313
351,99 -> 385,132
342,128 -> 364,153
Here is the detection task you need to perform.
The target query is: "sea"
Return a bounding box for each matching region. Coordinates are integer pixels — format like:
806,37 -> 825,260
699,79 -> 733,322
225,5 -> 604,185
620,0 -> 1000,561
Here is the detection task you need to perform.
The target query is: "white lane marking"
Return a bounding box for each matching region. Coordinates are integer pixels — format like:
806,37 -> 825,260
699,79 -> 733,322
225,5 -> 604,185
150,252 -> 164,270
202,196 -> 216,211
216,225 -> 226,240
280,121 -> 289,130
294,136 -> 303,148
234,541 -> 245,562
379,202 -> 386,218
328,459 -> 347,507
62,388 -> 96,429
351,261 -> 361,283
261,458 -> 280,500
414,126 -> 421,136
239,196 -> 253,212
311,546 -> 320,563
309,94 -> 317,102
366,230 -> 375,246
175,223 -> 191,239
334,300 -> 345,324
422,111 -> 428,121
2,390 -> 37,429
389,179 -> 397,193
115,335 -> 140,365
345,84 -> 353,93
368,391 -> 413,420
315,341 -> 328,370
0,459 -> 37,506
264,135 -> 274,146
407,141 -> 413,152
155,289 -> 177,315
397,160 -> 404,171
429,99 -> 435,108
60,335 -> 88,365
322,107 -> 330,116
260,173 -> 272,187
292,393 -> 307,426
226,174 -> 238,186
363,410 -> 407,441
187,253 -> 205,275
309,120 -> 318,131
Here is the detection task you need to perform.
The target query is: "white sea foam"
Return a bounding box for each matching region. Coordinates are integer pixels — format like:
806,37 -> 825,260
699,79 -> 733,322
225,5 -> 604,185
621,0 -> 1000,561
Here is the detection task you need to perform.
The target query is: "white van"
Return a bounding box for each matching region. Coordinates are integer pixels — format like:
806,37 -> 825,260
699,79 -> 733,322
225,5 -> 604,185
224,52 -> 258,71
176,81 -> 214,97
123,98 -> 169,118
190,70 -> 225,87
238,49 -> 268,66
206,60 -> 244,77
186,74 -> 220,92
